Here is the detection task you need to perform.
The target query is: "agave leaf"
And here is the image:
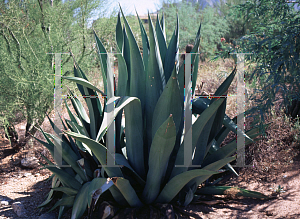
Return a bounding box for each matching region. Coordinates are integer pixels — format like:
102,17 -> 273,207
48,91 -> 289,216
136,10 -> 149,73
145,12 -> 165,150
190,23 -> 201,63
196,186 -> 269,199
115,153 -> 146,186
59,115 -> 79,156
156,13 -> 167,64
47,195 -> 75,213
164,15 -> 179,82
65,131 -> 123,178
46,133 -> 87,181
114,53 -> 128,154
35,128 -> 67,166
202,139 -> 237,168
65,99 -> 79,125
194,156 -> 236,187
123,26 -> 131,95
191,110 -> 216,167
87,177 -> 114,208
112,177 -> 143,207
156,169 -> 218,203
33,136 -> 54,158
71,182 -> 91,219
52,187 -> 78,196
115,54 -> 128,96
73,64 -> 103,140
68,91 -> 90,137
62,76 -> 105,96
124,97 -> 145,178
94,30 -> 108,94
119,6 -> 145,109
203,139 -> 238,177
40,153 -> 55,166
152,67 -> 182,139
116,12 -> 123,53
207,99 -> 227,148
192,54 -> 199,95
38,176 -> 59,208
223,114 -> 254,143
46,114 -> 78,155
160,12 -> 166,39
143,115 -> 176,204
109,185 -> 128,206
58,206 -> 69,219
46,166 -> 82,190
96,96 -> 140,142
211,67 -> 236,103
177,62 -> 185,102
171,97 -> 226,178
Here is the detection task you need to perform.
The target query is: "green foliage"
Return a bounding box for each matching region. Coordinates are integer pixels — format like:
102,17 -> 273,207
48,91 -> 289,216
229,0 -> 300,127
37,8 -> 267,218
159,2 -> 230,58
0,0 -> 109,139
213,0 -> 253,41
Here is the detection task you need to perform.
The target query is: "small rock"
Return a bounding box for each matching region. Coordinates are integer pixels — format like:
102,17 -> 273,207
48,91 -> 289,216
35,173 -> 40,177
0,201 -> 9,206
38,213 -> 57,219
12,202 -> 26,217
21,157 -> 39,168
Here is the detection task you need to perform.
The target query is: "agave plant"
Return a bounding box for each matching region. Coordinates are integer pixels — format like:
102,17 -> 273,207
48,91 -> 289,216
37,7 -> 268,219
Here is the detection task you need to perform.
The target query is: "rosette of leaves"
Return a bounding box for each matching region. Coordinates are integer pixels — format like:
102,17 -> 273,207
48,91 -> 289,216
37,7 -> 268,219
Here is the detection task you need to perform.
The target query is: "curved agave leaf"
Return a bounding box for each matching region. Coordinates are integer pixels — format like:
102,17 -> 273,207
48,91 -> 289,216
62,76 -> 105,97
143,115 -> 176,204
71,182 -> 91,219
156,169 -> 218,203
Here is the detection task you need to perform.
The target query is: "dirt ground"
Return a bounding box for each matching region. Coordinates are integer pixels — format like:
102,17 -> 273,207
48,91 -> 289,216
1,102 -> 300,218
